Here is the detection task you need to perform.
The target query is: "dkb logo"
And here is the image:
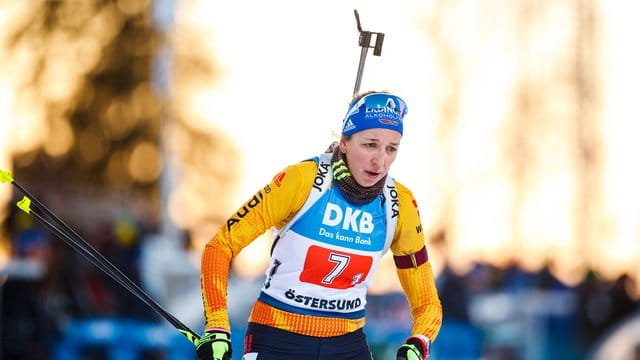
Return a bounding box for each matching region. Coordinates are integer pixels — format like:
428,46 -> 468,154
322,203 -> 374,234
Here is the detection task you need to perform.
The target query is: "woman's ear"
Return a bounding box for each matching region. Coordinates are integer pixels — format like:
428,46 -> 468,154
339,139 -> 347,153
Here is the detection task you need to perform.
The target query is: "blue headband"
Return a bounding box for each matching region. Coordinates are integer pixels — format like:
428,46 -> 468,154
341,92 -> 408,136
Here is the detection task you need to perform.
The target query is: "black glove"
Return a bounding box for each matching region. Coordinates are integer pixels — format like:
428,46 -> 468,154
196,330 -> 232,360
396,335 -> 431,360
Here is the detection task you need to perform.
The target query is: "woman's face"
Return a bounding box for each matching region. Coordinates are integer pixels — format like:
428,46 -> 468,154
340,128 -> 402,187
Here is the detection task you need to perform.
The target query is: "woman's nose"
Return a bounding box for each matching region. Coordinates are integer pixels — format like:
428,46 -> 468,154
371,151 -> 384,167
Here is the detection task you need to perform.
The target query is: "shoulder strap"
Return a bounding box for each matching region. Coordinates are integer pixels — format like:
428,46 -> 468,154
382,176 -> 398,253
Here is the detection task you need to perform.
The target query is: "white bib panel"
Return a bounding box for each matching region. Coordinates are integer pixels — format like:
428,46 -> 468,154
259,153 -> 398,319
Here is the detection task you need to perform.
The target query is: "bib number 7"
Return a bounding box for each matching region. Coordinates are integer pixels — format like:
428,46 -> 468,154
300,245 -> 373,289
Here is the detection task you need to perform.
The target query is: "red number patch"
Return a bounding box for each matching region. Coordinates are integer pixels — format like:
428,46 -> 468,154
299,245 -> 373,289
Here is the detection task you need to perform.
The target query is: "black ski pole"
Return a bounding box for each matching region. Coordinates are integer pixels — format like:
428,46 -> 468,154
352,9 -> 385,97
0,169 -> 200,346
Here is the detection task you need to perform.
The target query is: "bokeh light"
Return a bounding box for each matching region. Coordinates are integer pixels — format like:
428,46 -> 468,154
1,1 -> 640,298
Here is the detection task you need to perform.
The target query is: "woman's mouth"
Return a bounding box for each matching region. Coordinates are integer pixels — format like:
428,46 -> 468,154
365,170 -> 380,179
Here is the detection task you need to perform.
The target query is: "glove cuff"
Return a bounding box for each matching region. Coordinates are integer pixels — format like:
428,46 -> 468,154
406,335 -> 431,360
205,328 -> 231,335
205,330 -> 230,341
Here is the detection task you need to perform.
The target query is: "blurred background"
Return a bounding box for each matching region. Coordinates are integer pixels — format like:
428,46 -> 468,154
1,0 -> 639,359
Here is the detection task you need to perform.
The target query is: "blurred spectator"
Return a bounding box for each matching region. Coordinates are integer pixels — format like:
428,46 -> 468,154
576,271 -> 640,351
1,226 -> 56,360
436,262 -> 471,322
68,216 -> 153,320
103,215 -> 154,320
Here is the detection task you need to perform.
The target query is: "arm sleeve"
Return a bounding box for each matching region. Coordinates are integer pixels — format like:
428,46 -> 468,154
390,182 -> 443,341
200,161 -> 316,331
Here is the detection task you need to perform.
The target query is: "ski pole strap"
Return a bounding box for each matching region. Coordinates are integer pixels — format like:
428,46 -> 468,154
394,246 -> 428,269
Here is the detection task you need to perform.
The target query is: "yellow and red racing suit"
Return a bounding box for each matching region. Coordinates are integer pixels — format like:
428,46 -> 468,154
201,154 -> 442,341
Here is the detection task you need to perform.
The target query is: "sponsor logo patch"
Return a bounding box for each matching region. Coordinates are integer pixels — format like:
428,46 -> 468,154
273,172 -> 286,187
